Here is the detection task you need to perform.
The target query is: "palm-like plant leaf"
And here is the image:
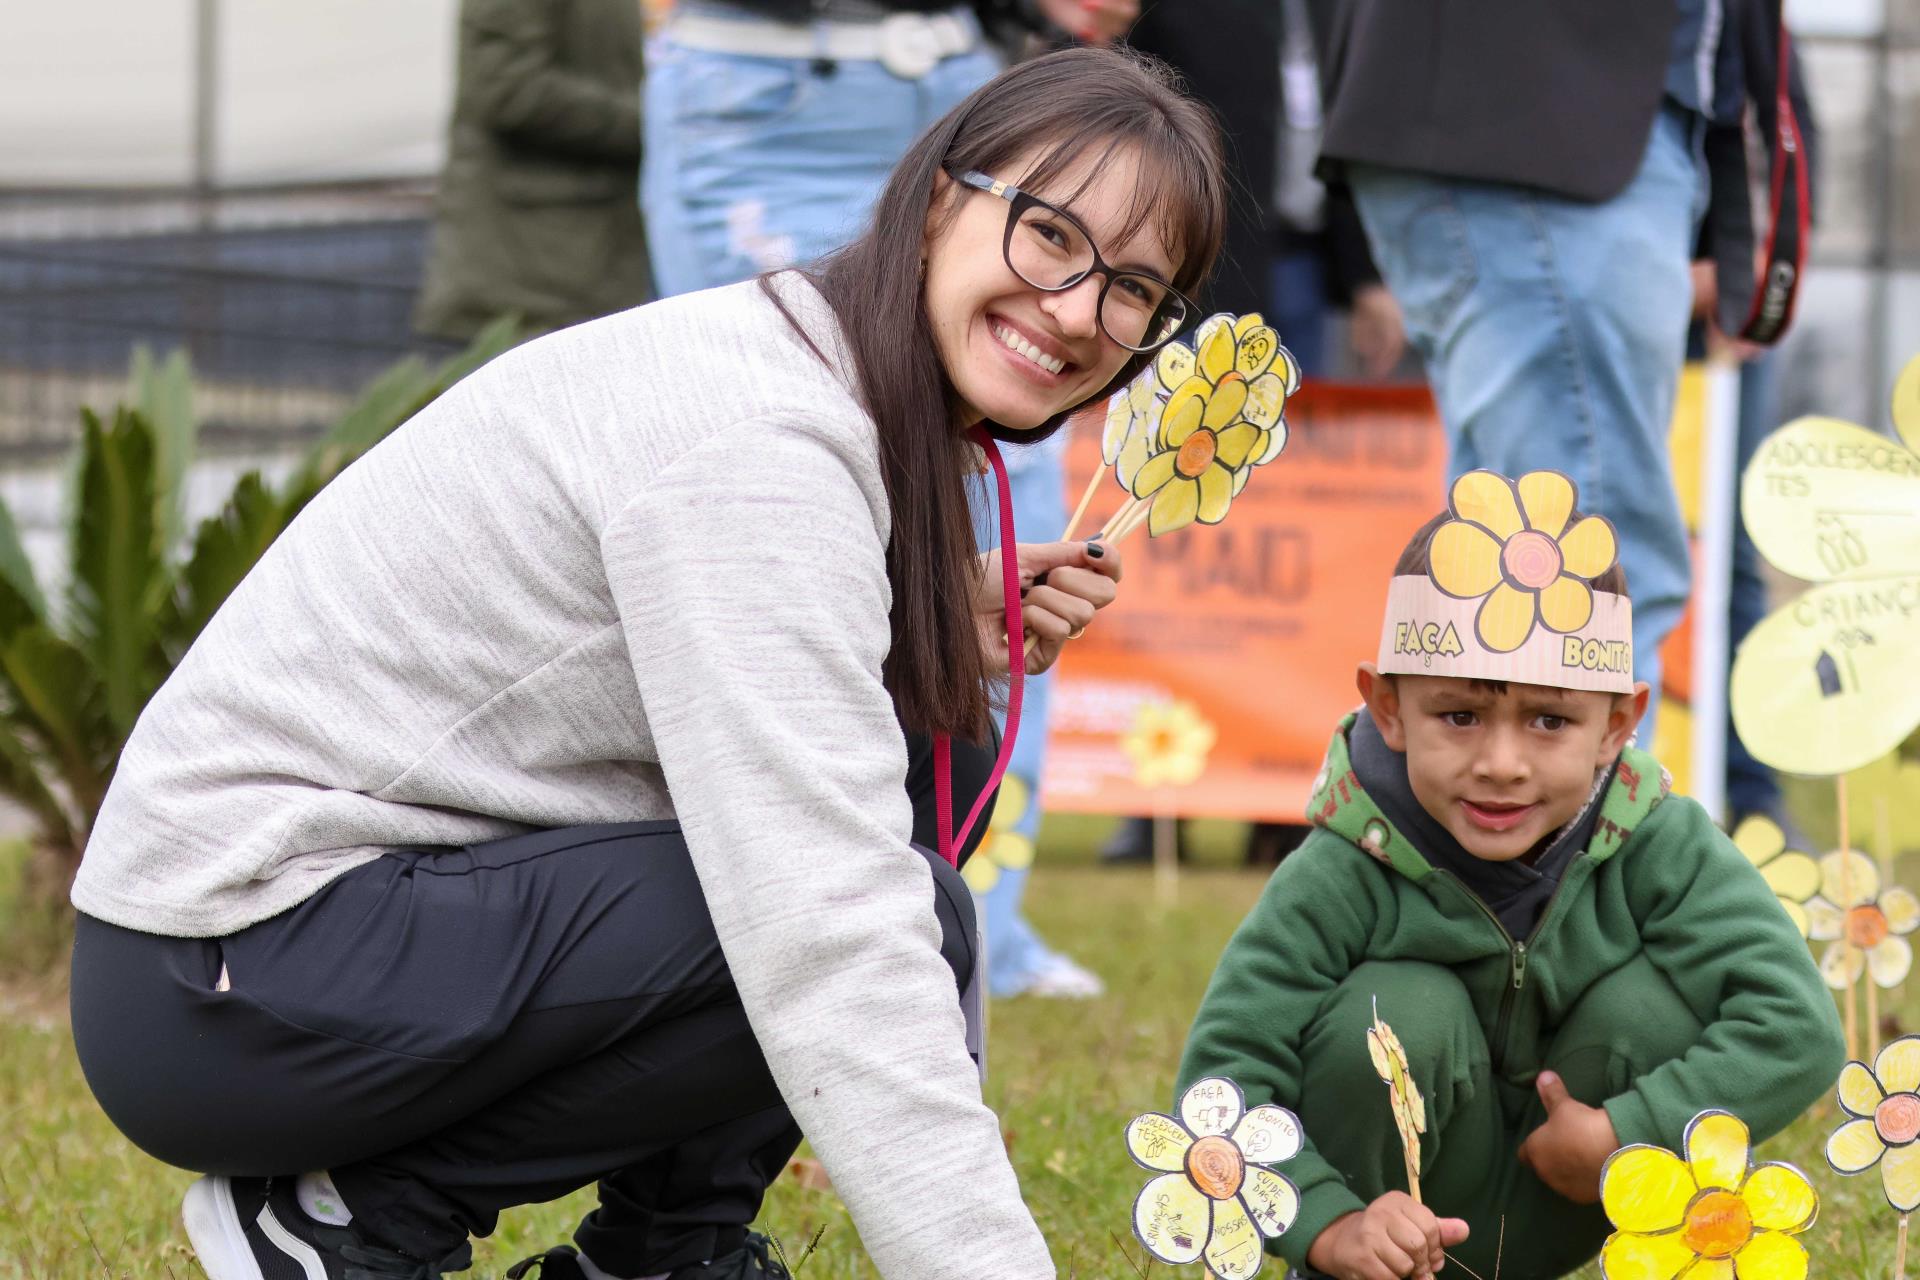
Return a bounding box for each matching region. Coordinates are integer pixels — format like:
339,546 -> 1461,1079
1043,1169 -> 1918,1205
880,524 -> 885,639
131,345 -> 196,551
70,408 -> 168,736
164,472 -> 288,657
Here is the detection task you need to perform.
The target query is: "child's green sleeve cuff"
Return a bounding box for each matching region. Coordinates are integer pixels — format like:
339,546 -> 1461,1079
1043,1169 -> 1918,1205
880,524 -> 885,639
1273,1173 -> 1369,1270
1603,1090 -> 1661,1151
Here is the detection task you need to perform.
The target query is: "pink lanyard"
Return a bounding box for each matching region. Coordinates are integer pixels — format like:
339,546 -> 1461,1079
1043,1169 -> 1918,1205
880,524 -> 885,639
933,425 -> 1023,867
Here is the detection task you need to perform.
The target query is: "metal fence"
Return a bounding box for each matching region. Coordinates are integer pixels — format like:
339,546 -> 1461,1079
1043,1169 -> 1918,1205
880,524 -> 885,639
0,181 -> 446,459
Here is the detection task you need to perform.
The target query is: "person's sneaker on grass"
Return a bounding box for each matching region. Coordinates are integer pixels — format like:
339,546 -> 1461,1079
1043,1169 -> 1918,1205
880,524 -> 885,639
508,1231 -> 793,1280
1019,952 -> 1105,999
182,1174 -> 440,1280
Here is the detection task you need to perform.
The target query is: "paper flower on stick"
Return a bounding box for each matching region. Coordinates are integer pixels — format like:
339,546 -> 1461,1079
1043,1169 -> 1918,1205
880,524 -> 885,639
1730,354 -> 1920,775
1730,816 -> 1821,938
1367,999 -> 1427,1190
960,774 -> 1036,894
1430,470 -> 1621,654
1122,699 -> 1217,789
1123,314 -> 1299,537
1828,1036 -> 1920,1211
1807,849 -> 1920,989
1599,1110 -> 1817,1280
1125,1076 -> 1302,1279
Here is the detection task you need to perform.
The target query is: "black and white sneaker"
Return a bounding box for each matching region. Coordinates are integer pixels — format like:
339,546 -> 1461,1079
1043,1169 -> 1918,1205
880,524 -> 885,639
506,1232 -> 793,1280
182,1175 -> 437,1280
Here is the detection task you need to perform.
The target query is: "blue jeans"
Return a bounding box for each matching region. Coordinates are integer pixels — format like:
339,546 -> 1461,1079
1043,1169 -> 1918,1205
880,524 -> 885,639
974,443 -> 1069,995
641,25 -> 1002,296
1349,106 -> 1706,731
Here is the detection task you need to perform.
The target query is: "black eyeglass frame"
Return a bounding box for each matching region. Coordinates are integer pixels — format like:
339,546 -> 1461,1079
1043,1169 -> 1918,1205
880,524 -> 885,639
951,169 -> 1193,354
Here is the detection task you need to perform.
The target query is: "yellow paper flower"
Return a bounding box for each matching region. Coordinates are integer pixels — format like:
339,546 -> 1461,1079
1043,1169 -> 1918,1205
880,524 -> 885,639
961,773 -> 1037,894
1126,1076 -> 1303,1279
1729,816 -> 1821,938
1429,470 -> 1621,654
1366,999 -> 1427,1178
1599,1110 -> 1817,1280
1827,1035 -> 1920,1211
1122,699 -> 1217,789
1128,313 -> 1298,536
1103,357 -> 1162,494
1806,849 -> 1920,988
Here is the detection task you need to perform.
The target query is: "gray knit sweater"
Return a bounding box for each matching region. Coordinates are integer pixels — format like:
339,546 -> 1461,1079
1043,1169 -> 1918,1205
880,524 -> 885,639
75,275 -> 1054,1278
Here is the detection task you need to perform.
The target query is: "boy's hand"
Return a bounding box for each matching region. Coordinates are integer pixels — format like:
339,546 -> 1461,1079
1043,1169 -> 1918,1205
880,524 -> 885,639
1516,1071 -> 1619,1204
1305,1192 -> 1469,1280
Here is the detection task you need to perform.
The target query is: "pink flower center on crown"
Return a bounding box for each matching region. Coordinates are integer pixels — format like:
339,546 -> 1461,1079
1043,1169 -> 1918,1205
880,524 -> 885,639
1501,529 -> 1564,591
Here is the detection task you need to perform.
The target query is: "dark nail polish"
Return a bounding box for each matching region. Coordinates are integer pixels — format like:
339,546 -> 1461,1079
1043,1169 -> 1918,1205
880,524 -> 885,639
1086,541 -> 1106,559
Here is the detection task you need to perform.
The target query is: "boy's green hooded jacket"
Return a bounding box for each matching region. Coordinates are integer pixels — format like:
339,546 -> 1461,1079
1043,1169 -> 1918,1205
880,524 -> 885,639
1178,715 -> 1844,1269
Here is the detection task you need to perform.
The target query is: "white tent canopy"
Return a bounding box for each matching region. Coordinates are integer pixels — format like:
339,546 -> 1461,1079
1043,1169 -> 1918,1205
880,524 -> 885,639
0,1 -> 458,187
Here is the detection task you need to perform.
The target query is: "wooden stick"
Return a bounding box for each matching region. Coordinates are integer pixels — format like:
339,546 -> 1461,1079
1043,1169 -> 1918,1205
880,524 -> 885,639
1062,467 -> 1106,543
1841,773 -> 1859,1062
1898,1211 -> 1910,1280
1100,494 -> 1145,539
1108,501 -> 1153,547
1406,1149 -> 1422,1206
1872,977 -> 1882,1062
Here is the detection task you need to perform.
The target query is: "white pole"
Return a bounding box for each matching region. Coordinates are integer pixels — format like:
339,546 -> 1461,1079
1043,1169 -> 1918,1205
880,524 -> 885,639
1691,358 -> 1740,824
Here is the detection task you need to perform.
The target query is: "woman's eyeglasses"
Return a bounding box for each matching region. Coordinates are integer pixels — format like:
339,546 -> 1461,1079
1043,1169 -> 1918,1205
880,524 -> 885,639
950,169 -> 1191,353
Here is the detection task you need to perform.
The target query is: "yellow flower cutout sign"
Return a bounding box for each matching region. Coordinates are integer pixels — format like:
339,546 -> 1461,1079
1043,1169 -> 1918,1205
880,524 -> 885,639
1430,470 -> 1621,654
1807,849 -> 1920,989
1600,1109 -> 1818,1280
1122,699 -> 1218,790
1126,1076 -> 1303,1279
1729,816 -> 1821,938
1828,1035 -> 1920,1212
1366,999 -> 1427,1196
1729,353 -> 1920,776
1127,314 -> 1299,537
961,774 -> 1037,895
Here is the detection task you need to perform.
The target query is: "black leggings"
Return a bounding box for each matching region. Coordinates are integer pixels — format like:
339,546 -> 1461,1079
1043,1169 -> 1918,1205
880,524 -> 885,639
69,733 -> 995,1271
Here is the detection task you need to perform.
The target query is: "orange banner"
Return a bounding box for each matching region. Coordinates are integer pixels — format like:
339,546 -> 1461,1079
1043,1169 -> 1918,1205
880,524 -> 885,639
1044,383 -> 1447,821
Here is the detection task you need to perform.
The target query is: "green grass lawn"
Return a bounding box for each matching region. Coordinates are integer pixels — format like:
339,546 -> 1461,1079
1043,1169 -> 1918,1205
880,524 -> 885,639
1,816 -> 1913,1279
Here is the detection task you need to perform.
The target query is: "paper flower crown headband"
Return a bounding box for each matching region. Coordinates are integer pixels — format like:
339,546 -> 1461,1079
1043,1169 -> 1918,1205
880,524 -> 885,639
1377,469 -> 1635,694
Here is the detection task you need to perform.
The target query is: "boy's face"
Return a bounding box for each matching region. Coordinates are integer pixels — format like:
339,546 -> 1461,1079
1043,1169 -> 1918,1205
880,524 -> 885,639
1356,666 -> 1650,863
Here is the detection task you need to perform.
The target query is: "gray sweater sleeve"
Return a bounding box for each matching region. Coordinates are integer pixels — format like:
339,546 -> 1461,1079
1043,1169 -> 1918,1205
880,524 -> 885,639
602,412 -> 1054,1279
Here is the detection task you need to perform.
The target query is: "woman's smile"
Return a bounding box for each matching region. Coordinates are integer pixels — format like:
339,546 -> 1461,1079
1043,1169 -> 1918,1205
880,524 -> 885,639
986,313 -> 1076,382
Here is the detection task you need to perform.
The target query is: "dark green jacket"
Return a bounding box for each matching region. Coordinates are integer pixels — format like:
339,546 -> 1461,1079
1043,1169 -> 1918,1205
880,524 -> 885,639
415,0 -> 652,340
1178,715 -> 1843,1268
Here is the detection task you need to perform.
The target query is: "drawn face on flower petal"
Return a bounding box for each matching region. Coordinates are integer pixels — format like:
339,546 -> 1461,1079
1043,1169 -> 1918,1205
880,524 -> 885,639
1127,1077 -> 1304,1279
1429,470 -> 1620,654
1601,1110 -> 1817,1280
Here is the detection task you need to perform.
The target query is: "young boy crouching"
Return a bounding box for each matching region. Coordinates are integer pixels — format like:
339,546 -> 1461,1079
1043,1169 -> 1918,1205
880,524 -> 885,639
1179,471 -> 1844,1280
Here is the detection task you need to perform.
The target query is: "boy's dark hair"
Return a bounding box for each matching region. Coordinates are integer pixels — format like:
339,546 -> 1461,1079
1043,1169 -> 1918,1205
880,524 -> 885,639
1390,511 -> 1631,697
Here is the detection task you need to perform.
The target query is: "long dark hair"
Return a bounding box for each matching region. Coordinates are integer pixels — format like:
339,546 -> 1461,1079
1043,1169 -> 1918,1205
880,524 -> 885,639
767,47 -> 1227,741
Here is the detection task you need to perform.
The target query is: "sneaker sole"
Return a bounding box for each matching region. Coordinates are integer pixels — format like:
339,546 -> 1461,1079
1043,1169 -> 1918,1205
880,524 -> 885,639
183,1177 -> 267,1280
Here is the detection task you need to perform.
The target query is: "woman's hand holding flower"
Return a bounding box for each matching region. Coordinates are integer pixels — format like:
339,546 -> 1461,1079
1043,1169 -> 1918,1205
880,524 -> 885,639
978,540 -> 1120,676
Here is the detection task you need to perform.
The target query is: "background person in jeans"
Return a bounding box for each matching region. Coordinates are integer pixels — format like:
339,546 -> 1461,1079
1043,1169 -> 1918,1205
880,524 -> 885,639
641,0 -> 1135,298
1313,0 -> 1751,733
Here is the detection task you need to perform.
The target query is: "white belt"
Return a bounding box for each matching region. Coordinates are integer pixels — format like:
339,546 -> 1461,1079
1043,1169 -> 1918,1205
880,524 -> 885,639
666,10 -> 977,80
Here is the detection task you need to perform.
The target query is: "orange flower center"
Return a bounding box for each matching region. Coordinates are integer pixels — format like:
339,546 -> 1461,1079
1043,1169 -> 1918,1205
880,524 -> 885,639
1185,1135 -> 1246,1200
1147,729 -> 1179,756
1847,905 -> 1890,948
1681,1190 -> 1753,1258
1501,529 -> 1564,591
1878,1094 -> 1920,1145
1176,428 -> 1218,479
